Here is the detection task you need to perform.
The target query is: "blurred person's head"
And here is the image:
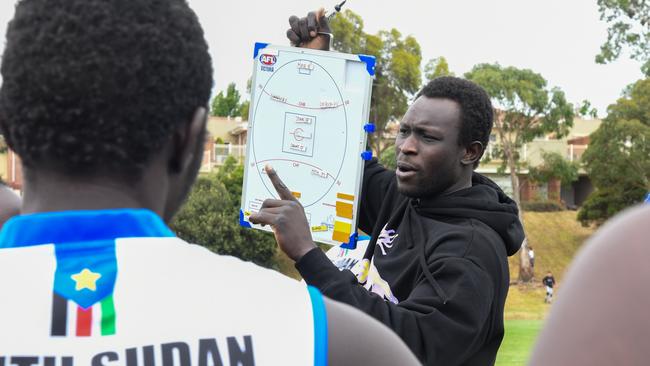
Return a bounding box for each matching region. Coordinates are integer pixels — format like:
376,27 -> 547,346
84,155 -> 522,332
0,0 -> 213,220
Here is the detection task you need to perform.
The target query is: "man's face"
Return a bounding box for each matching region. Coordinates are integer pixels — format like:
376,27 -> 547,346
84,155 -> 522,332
395,97 -> 466,198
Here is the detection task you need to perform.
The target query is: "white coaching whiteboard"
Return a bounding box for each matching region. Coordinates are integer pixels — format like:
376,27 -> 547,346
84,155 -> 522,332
240,43 -> 375,246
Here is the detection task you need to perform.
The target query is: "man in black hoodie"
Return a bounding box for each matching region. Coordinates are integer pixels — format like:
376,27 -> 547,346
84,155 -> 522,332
249,11 -> 525,366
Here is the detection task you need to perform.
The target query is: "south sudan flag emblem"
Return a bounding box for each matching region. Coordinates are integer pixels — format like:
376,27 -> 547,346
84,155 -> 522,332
50,241 -> 117,337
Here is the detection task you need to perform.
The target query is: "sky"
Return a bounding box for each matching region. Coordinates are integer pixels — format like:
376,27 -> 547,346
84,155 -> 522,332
0,0 -> 644,117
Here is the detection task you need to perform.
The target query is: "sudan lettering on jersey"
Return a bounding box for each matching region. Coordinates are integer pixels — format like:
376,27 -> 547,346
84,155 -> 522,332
0,336 -> 256,366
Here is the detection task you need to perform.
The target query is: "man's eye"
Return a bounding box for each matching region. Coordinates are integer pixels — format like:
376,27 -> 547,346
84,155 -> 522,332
398,128 -> 409,135
422,135 -> 438,141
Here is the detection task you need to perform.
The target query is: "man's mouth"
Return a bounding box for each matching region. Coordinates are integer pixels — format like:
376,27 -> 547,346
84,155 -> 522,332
396,161 -> 418,179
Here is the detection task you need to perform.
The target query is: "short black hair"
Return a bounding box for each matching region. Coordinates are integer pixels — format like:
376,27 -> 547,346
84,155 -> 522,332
0,0 -> 213,177
416,76 -> 493,158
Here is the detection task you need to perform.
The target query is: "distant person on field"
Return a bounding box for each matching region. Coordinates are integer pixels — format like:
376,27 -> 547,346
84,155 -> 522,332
529,204 -> 650,365
542,271 -> 555,303
528,246 -> 535,269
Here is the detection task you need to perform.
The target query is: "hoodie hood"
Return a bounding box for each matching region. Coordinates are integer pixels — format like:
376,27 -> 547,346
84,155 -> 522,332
416,173 -> 524,256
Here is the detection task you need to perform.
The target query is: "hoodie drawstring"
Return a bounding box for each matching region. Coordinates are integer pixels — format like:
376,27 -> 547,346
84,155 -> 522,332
408,203 -> 449,305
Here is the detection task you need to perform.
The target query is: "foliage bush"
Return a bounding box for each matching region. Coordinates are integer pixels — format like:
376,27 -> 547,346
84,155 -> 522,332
579,78 -> 649,225
170,157 -> 277,268
378,145 -> 396,170
528,151 -> 579,187
521,201 -> 565,212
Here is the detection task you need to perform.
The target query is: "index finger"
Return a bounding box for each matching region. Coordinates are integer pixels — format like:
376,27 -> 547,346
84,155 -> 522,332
265,164 -> 296,201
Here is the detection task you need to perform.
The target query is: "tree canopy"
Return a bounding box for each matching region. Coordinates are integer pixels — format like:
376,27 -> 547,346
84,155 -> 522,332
529,151 -> 579,187
578,78 -> 650,225
424,57 -> 454,80
595,0 -> 650,76
465,64 -> 575,204
211,82 -> 242,117
465,63 -> 574,282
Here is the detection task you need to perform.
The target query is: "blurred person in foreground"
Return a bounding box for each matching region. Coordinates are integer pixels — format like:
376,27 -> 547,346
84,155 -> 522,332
249,10 -> 525,366
0,1 -> 419,364
529,204 -> 650,366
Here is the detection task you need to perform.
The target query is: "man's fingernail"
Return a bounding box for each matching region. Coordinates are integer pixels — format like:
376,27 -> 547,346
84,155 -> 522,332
265,164 -> 274,172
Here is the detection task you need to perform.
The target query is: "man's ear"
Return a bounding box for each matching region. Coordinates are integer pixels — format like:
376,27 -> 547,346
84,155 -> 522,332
169,107 -> 208,174
461,141 -> 484,166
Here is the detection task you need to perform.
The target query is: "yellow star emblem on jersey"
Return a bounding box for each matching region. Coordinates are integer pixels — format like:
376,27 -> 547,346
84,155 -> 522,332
71,268 -> 102,291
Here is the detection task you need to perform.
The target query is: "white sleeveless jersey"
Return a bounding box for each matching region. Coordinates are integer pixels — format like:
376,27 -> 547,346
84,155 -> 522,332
0,209 -> 327,366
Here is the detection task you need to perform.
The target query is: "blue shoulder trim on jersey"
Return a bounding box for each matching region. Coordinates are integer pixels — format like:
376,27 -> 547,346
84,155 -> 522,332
0,208 -> 174,248
253,42 -> 270,59
308,286 -> 328,366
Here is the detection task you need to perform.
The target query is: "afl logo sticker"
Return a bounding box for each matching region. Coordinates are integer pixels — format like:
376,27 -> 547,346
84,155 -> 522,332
259,54 -> 277,65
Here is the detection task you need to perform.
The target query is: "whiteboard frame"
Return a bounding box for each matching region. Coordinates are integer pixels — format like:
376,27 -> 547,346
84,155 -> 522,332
240,43 -> 375,247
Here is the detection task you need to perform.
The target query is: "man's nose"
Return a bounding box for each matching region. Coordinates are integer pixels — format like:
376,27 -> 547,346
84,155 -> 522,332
397,134 -> 417,154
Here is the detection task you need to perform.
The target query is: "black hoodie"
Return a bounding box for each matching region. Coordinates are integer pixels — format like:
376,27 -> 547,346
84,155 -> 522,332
296,159 -> 524,366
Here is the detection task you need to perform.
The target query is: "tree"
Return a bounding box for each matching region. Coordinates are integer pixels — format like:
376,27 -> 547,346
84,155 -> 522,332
330,10 -> 422,158
170,157 -> 277,267
595,0 -> 650,76
579,78 -> 650,226
424,57 -> 454,80
239,77 -> 253,120
378,145 -> 397,170
529,151 -> 579,189
239,100 -> 250,120
576,99 -> 599,118
211,82 -> 242,117
465,64 -> 575,282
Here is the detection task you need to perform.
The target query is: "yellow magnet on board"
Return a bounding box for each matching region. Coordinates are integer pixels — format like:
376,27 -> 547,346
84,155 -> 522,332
335,201 -> 354,219
311,225 -> 328,232
336,193 -> 354,201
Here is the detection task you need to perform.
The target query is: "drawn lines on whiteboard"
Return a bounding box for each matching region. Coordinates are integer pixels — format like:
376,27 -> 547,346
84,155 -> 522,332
255,158 -> 335,181
251,58 -> 349,209
261,89 -> 347,110
282,112 -> 315,157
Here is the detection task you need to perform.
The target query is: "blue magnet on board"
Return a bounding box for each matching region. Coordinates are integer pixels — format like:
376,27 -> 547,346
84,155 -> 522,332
239,209 -> 252,228
361,150 -> 373,161
363,123 -> 376,133
253,42 -> 270,59
340,233 -> 358,250
358,54 -> 376,76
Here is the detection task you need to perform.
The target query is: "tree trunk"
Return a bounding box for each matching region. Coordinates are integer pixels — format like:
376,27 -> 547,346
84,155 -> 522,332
506,147 -> 534,282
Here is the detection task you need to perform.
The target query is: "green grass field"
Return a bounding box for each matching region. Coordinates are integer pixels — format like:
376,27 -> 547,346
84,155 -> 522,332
495,211 -> 595,365
496,320 -> 544,366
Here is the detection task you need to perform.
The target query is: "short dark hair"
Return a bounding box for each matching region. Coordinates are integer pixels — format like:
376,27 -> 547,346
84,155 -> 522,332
0,0 -> 213,177
416,76 -> 493,155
